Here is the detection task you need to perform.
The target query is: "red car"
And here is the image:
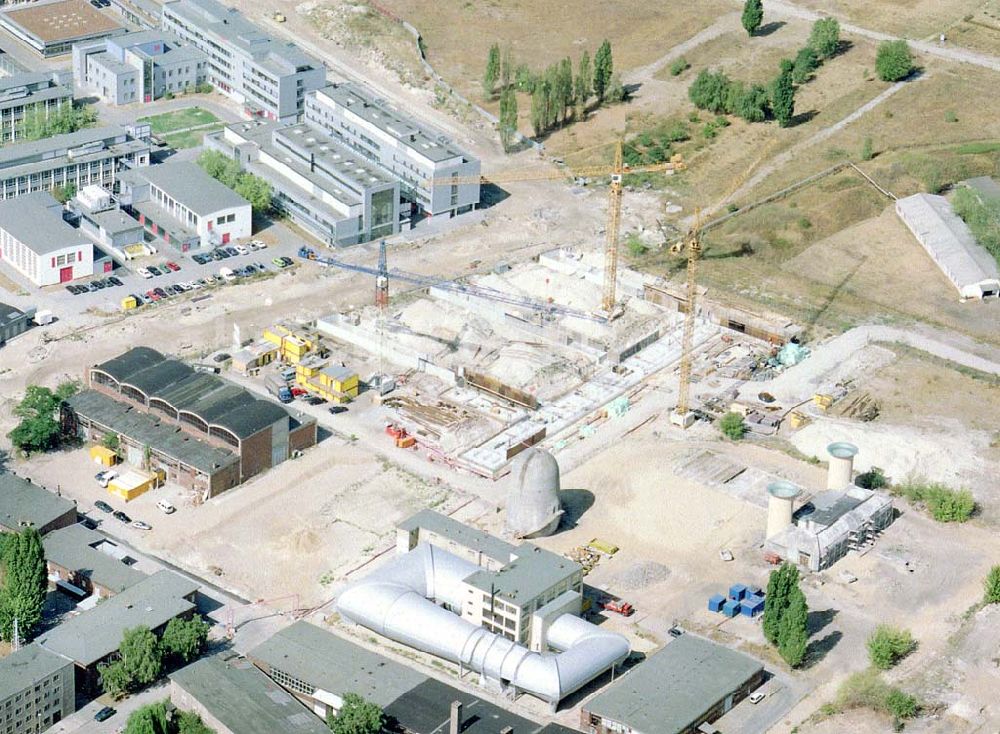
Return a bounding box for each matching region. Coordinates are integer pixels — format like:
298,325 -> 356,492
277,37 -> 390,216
165,261 -> 181,272
146,289 -> 161,302
290,386 -> 306,397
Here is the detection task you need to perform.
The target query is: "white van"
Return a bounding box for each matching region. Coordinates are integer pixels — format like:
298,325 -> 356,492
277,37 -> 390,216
219,267 -> 236,282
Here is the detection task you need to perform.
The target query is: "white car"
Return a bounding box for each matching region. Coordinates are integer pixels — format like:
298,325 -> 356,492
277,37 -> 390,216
97,470 -> 118,488
156,499 -> 176,514
749,691 -> 766,705
235,244 -> 250,256
250,240 -> 266,250
137,267 -> 152,279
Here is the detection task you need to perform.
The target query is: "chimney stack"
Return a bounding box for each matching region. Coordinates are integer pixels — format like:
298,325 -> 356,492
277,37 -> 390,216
766,480 -> 801,538
826,442 -> 859,490
449,701 -> 462,734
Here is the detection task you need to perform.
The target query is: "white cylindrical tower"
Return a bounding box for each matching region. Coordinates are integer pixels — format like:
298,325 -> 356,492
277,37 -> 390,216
766,480 -> 801,539
826,441 -> 859,490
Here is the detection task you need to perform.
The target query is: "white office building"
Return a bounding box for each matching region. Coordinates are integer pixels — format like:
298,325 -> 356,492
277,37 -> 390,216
0,192 -> 95,286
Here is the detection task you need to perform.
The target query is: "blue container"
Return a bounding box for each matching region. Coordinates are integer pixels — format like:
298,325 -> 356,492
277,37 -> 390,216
728,583 -> 748,601
746,585 -> 763,598
740,595 -> 765,617
722,599 -> 740,617
708,594 -> 726,613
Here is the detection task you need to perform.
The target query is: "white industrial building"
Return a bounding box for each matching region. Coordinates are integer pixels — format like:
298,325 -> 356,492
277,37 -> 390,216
0,192 -> 95,286
764,442 -> 894,572
895,193 -> 1000,300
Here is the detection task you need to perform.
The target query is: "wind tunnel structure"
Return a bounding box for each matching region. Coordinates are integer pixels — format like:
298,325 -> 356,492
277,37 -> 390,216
336,542 -> 630,705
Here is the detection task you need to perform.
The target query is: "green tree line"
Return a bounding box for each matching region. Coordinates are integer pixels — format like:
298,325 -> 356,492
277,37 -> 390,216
17,102 -> 97,144
197,150 -> 272,215
99,617 -> 210,698
8,382 -> 79,455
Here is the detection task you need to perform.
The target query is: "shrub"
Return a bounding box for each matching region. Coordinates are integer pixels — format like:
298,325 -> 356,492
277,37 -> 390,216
669,57 -> 690,76
867,625 -> 917,669
625,234 -> 648,257
835,669 -> 919,719
945,110 -> 958,123
688,70 -> 732,114
719,412 -> 746,440
792,46 -> 819,83
860,136 -> 874,161
876,40 -> 914,82
894,479 -> 976,522
856,466 -> 887,489
984,565 -> 1000,604
886,689 -> 919,719
809,18 -> 841,58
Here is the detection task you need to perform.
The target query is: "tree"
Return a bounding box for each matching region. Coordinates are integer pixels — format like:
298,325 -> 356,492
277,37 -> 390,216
719,412 -> 746,440
0,528 -> 47,642
763,563 -> 800,644
233,174 -> 272,215
860,136 -> 873,161
124,701 -> 171,734
736,84 -> 771,122
530,85 -> 547,137
161,616 -> 210,664
120,625 -> 162,688
792,46 -> 819,83
8,381 -> 77,455
809,18 -> 840,59
483,43 -> 500,98
326,693 -> 384,734
98,659 -> 131,699
498,86 -> 518,152
605,73 -> 626,104
101,432 -> 121,452
593,40 -> 613,103
688,70 -> 732,114
576,51 -> 592,110
557,57 -> 575,119
867,625 -> 916,669
777,587 -> 809,667
52,182 -> 77,204
500,45 -> 513,89
771,59 -> 796,127
742,0 -> 764,36
175,710 -> 215,734
875,40 -> 914,82
985,565 -> 1000,604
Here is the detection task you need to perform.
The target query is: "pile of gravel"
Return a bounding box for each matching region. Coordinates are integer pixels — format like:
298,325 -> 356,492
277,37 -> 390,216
608,561 -> 670,591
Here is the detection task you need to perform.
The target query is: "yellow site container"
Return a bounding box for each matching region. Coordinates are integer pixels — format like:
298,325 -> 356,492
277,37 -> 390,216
790,411 -> 809,429
107,470 -> 156,502
121,296 -> 138,311
89,445 -> 118,467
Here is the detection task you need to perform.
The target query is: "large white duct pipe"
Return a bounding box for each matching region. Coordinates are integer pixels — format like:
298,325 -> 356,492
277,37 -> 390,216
336,543 -> 630,705
826,441 -> 859,490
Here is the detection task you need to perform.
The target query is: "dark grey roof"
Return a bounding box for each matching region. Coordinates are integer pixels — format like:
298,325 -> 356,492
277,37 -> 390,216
38,570 -> 197,666
0,643 -> 71,702
170,654 -> 328,734
126,161 -> 249,217
249,622 -> 554,734
464,543 -> 581,605
585,635 -> 764,734
0,192 -> 91,255
0,126 -> 129,168
0,302 -> 25,322
249,621 -> 427,709
796,489 -> 864,528
43,523 -> 146,593
91,347 -> 296,439
0,472 -> 75,532
398,509 -> 514,563
66,390 -> 238,474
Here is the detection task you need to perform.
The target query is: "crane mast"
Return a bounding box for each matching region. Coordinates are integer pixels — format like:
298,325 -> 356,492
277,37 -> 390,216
670,209 -> 702,429
602,141 -> 624,313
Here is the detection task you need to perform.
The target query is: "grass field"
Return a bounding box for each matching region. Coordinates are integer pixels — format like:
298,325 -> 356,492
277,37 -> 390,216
161,125 -> 224,149
791,0 -> 986,39
138,106 -> 220,135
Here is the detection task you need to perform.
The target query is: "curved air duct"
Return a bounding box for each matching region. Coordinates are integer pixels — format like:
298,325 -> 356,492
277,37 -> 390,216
337,543 -> 630,704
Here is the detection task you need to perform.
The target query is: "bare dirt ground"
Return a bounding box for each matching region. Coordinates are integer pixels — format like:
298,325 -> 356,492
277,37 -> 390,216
786,0 -> 986,40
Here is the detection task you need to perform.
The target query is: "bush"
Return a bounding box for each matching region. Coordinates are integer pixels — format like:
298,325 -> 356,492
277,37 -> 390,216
689,70 -> 732,114
792,46 -> 819,83
860,136 -> 874,161
856,466 -> 887,489
719,412 -> 746,440
809,18 -> 841,59
894,479 -> 976,522
669,57 -> 690,76
867,625 -> 917,669
835,669 -> 919,719
876,40 -> 914,82
953,186 -> 1000,265
945,110 -> 958,123
662,120 -> 691,142
625,234 -> 648,257
886,689 -> 919,719
984,565 -> 1000,604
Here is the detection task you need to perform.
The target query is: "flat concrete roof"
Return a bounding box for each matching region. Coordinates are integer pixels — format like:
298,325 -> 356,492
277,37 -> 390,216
0,644 -> 71,702
171,654 -> 328,734
125,161 -> 250,218
398,509 -> 515,564
1,0 -> 123,44
0,191 -> 92,255
584,634 -> 764,734
464,543 -> 581,606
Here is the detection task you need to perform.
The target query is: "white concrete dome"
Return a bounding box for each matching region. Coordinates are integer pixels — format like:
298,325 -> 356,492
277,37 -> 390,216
506,448 -> 562,538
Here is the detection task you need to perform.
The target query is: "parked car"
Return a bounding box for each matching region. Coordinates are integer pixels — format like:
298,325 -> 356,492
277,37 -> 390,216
281,256 -> 293,266
165,261 -> 181,272
749,692 -> 766,705
80,516 -> 99,530
306,395 -> 326,405
137,267 -> 152,279
94,707 -> 116,722
191,253 -> 207,264
132,520 -> 152,531
97,470 -> 118,488
109,276 -> 124,286
272,257 -> 288,268
147,265 -> 162,276
223,246 -> 238,257
219,267 -> 236,283
156,499 -> 176,514
328,406 -> 348,415
213,352 -> 230,363
154,287 -> 168,299
90,280 -> 105,290
65,285 -> 76,295
112,510 -> 131,523
94,500 -> 114,513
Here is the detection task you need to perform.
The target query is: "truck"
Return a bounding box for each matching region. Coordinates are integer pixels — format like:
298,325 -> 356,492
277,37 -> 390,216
266,375 -> 293,404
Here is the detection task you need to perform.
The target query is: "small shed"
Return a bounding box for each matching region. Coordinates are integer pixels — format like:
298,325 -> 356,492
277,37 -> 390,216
721,599 -> 740,617
708,594 -> 726,613
89,445 -> 118,467
107,469 -> 157,501
728,583 -> 748,601
740,595 -> 765,617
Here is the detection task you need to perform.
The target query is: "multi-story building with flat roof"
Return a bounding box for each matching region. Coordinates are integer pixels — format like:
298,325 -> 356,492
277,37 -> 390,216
205,119 -> 399,246
0,125 -> 151,201
161,0 -> 325,123
305,83 -> 480,218
0,0 -> 125,58
0,643 -> 75,734
0,192 -> 95,286
73,30 -> 208,105
0,71 -> 72,144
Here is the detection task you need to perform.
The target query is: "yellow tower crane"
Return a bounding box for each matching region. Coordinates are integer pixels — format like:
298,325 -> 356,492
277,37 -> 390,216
430,142 -> 685,314
670,208 -> 702,428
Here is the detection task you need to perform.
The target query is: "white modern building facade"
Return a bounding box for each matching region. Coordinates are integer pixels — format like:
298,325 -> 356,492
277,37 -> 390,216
304,83 -> 480,217
0,125 -> 151,201
0,192 -> 94,286
0,71 -> 73,144
161,0 -> 325,123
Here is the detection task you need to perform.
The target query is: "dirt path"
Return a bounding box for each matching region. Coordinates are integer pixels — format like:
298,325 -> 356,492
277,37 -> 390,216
761,0 -> 1000,72
626,13 -> 740,83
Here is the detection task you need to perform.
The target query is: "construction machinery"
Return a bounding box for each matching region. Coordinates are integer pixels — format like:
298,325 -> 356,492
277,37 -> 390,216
429,142 -> 686,313
670,208 -> 702,428
603,599 -> 635,616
